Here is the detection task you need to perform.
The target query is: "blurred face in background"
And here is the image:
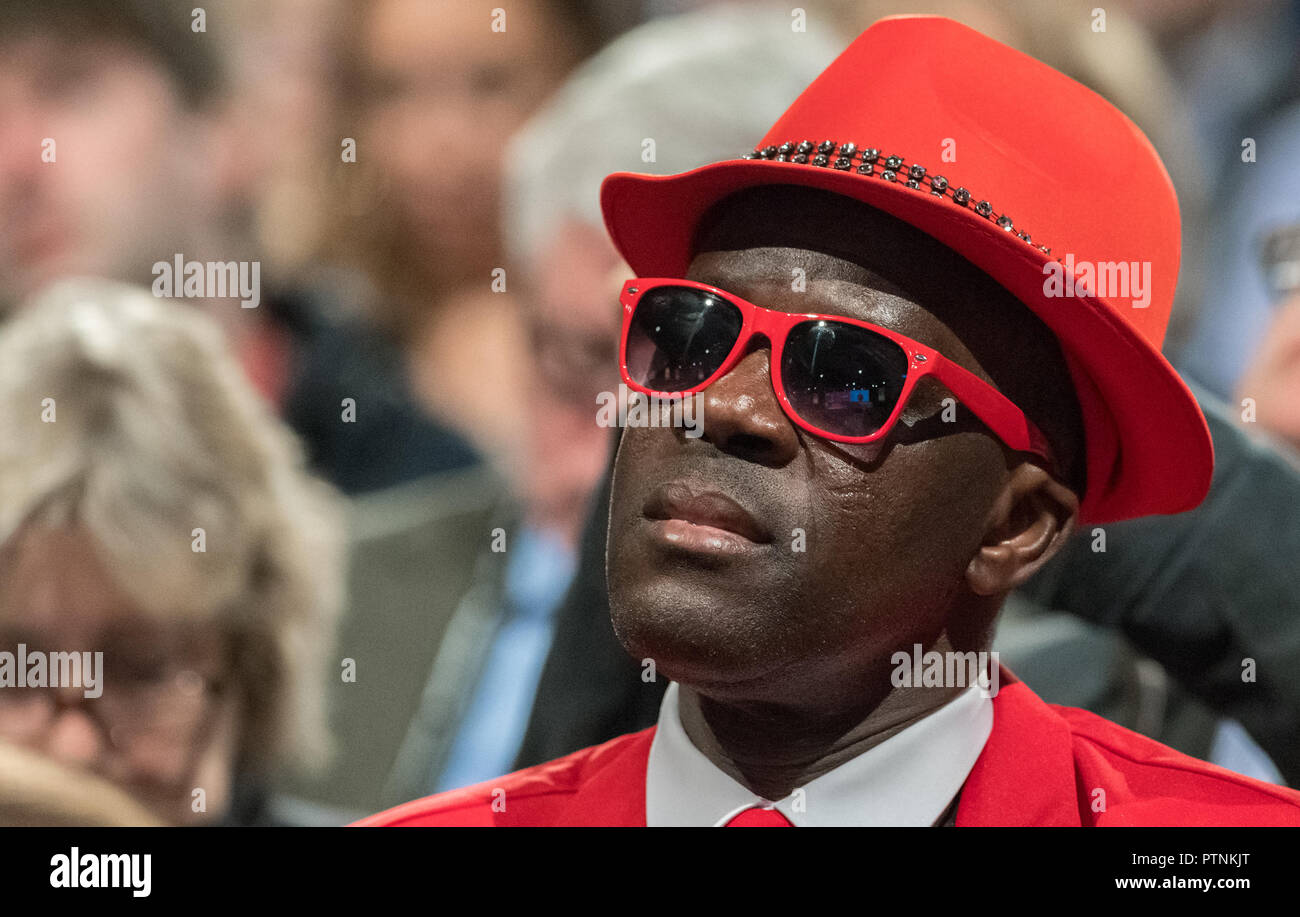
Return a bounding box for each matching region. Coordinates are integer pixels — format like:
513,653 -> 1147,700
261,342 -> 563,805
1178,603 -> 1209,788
1237,289 -> 1300,451
0,527 -> 240,825
523,221 -> 625,545
355,0 -> 582,292
0,30 -> 226,309
1235,226 -> 1300,451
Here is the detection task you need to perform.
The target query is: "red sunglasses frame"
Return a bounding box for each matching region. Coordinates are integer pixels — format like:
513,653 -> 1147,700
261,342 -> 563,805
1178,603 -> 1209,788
618,278 -> 1053,462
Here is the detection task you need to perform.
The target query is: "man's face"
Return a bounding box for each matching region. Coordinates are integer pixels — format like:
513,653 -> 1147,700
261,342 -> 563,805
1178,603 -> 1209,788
0,34 -> 217,307
605,189 -> 1070,710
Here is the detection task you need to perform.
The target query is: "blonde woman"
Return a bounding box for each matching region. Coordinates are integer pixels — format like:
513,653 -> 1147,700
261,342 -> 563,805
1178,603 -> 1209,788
0,279 -> 342,825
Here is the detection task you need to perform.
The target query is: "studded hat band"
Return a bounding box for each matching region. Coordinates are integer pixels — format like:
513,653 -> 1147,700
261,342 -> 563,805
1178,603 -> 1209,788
741,140 -> 1053,257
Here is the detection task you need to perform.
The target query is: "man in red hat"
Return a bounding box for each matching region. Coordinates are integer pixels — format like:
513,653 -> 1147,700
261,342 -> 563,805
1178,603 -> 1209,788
358,15 -> 1300,826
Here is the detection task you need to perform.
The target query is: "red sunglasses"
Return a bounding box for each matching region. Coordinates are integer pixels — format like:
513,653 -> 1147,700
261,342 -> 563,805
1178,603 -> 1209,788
618,278 -> 1052,461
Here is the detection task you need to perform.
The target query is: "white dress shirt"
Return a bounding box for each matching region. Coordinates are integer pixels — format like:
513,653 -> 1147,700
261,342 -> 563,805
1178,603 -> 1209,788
645,681 -> 993,826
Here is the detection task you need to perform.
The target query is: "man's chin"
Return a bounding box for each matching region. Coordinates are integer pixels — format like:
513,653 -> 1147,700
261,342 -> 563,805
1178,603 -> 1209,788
610,608 -> 787,690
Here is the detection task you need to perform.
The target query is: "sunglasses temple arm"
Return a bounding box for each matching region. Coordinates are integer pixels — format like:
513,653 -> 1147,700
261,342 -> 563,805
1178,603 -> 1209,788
927,357 -> 1056,466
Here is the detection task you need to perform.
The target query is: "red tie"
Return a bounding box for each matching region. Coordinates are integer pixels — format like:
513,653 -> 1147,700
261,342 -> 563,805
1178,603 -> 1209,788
725,806 -> 794,827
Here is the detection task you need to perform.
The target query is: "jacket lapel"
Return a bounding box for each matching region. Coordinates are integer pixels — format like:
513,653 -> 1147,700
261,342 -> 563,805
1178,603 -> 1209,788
564,728 -> 655,826
956,667 -> 1083,826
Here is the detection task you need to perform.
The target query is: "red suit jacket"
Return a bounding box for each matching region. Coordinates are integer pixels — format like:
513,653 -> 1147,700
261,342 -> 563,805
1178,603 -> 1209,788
356,674 -> 1300,826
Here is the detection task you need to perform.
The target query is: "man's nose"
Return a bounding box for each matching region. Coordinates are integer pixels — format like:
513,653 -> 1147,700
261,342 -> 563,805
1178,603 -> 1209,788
697,347 -> 800,465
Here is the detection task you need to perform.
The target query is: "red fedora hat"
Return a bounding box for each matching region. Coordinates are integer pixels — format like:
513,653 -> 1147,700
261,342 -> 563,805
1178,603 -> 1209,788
600,15 -> 1213,524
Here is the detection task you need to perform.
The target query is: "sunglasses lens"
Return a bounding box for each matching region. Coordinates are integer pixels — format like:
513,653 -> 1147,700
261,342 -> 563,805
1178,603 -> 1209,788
625,286 -> 743,390
781,320 -> 909,437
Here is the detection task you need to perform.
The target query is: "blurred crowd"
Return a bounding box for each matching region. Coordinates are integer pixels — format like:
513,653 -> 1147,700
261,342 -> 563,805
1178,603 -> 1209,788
0,0 -> 1298,825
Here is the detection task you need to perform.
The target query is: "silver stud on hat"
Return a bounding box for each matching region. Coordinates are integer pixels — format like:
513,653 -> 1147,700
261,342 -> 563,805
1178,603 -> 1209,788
739,139 -> 1062,262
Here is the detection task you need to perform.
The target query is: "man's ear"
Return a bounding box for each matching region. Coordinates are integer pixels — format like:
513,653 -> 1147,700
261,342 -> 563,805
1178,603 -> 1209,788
965,463 -> 1079,596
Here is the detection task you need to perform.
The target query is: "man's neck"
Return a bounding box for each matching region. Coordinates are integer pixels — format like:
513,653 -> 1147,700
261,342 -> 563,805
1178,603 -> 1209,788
675,676 -> 969,801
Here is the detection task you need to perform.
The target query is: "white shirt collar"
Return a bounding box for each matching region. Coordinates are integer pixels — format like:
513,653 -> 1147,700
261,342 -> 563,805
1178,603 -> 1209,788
645,681 -> 993,826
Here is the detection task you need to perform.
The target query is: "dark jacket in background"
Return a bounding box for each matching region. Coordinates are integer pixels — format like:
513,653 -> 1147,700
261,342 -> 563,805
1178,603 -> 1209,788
269,286 -> 480,494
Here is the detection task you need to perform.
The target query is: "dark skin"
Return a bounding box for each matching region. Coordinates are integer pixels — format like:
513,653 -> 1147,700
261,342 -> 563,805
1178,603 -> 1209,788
606,185 -> 1083,801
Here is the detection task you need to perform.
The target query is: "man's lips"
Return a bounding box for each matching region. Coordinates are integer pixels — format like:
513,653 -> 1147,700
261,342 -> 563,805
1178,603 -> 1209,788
642,481 -> 773,554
